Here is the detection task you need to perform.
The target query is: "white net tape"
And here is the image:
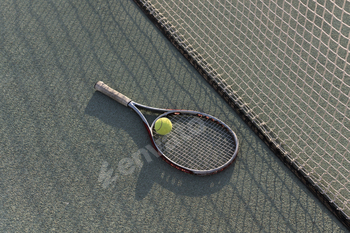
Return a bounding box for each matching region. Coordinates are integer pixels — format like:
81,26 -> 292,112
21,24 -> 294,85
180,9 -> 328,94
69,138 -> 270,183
138,0 -> 350,216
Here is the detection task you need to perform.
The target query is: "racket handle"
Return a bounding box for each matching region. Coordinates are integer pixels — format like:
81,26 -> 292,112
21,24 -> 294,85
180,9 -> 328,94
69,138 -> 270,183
94,81 -> 132,107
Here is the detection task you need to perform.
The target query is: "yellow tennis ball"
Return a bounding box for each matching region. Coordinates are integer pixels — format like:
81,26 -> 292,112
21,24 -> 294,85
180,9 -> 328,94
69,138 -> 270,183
155,117 -> 172,135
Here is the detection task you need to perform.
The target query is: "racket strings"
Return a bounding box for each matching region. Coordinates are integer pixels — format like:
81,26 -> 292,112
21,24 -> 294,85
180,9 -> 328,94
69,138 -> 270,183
153,114 -> 237,171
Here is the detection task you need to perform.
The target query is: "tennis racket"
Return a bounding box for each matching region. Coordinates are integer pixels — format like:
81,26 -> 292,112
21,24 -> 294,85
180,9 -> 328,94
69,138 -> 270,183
94,81 -> 239,176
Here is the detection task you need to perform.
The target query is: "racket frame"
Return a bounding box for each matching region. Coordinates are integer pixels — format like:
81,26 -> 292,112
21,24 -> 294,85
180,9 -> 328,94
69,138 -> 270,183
95,81 -> 239,175
127,101 -> 239,176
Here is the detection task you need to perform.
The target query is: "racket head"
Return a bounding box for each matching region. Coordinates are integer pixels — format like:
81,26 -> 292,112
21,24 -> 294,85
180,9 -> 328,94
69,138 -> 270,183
150,111 -> 239,175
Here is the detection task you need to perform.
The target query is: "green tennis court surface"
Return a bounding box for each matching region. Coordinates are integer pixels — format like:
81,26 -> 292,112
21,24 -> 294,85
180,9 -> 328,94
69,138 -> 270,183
0,0 -> 347,232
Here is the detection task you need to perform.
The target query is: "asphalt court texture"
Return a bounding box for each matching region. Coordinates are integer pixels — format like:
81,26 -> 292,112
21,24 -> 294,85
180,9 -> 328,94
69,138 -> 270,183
0,0 -> 348,232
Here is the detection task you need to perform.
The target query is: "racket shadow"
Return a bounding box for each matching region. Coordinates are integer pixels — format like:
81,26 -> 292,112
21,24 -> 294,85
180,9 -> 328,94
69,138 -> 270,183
134,154 -> 236,200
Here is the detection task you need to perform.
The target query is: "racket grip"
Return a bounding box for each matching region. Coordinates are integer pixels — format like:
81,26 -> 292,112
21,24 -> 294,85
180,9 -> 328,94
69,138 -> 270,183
94,81 -> 131,107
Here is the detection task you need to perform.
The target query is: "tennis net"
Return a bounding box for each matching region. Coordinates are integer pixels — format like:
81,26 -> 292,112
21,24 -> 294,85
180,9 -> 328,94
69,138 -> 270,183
133,0 -> 350,228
